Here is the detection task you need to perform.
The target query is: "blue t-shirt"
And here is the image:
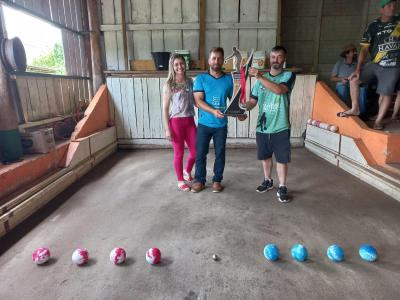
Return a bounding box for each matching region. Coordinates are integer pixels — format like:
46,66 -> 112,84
193,72 -> 233,128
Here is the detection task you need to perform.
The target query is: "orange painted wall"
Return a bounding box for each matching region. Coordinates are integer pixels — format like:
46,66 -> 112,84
71,84 -> 110,140
0,143 -> 68,201
312,82 -> 399,165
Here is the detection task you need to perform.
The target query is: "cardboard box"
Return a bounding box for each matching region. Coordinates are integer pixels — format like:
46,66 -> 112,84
21,128 -> 56,154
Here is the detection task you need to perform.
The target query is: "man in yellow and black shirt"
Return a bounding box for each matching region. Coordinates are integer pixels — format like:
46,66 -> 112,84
337,0 -> 400,130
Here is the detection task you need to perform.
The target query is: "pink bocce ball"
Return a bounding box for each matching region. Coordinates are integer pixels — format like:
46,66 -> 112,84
72,248 -> 89,265
146,247 -> 161,265
110,247 -> 126,265
32,247 -> 51,265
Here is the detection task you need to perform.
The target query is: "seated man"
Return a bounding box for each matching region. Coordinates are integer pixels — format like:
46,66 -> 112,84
330,43 -> 367,112
337,0 -> 400,130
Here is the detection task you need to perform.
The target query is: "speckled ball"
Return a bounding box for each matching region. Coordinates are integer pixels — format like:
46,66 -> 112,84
359,244 -> 377,262
110,247 -> 126,265
327,244 -> 344,262
72,248 -> 89,265
32,247 -> 51,265
146,247 -> 161,265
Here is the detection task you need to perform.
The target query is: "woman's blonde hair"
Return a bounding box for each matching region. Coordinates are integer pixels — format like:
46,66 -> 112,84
166,53 -> 188,89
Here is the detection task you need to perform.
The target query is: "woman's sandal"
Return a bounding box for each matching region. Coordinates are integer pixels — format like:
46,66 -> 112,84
178,182 -> 191,192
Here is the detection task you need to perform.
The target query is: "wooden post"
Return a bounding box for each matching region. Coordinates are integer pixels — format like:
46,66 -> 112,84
86,0 -> 104,94
312,0 -> 324,73
277,0 -> 282,45
0,7 -> 18,131
198,0 -> 206,69
360,0 -> 370,37
81,0 -> 94,99
121,0 -> 129,70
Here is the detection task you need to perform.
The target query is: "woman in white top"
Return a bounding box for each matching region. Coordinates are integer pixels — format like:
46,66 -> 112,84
162,54 -> 196,192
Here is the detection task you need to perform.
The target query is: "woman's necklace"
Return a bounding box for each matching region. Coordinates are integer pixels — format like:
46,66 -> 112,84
172,80 -> 186,91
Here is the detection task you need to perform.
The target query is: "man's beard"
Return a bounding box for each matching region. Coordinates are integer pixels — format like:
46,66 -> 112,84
271,63 -> 282,70
211,64 -> 222,71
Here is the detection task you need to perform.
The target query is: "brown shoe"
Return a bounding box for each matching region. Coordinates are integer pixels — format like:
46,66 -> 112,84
191,181 -> 205,193
212,182 -> 224,193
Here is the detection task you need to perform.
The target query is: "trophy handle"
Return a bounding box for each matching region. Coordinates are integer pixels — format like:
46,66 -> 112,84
223,49 -> 254,117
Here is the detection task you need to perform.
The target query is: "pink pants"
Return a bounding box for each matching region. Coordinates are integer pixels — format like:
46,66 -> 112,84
169,116 -> 197,181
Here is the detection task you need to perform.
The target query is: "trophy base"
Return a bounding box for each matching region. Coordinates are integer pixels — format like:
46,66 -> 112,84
223,112 -> 247,117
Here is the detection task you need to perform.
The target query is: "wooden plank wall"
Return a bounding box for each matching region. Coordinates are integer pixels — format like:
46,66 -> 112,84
280,0 -> 399,89
100,0 -> 278,70
16,76 -> 90,122
3,1 -> 92,122
106,74 -> 316,144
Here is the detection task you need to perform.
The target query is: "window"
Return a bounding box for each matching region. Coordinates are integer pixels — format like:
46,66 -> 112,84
2,4 -> 65,74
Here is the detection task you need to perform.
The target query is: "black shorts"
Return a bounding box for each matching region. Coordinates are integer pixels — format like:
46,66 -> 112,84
256,129 -> 291,164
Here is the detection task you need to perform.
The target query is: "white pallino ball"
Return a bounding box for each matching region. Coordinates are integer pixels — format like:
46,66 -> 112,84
32,247 -> 51,265
72,248 -> 89,265
110,247 -> 126,265
146,247 -> 161,265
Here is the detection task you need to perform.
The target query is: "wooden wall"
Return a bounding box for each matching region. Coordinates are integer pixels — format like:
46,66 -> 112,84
15,75 -> 90,122
100,0 -> 279,70
281,0 -> 399,87
2,0 -> 92,123
106,74 -> 316,145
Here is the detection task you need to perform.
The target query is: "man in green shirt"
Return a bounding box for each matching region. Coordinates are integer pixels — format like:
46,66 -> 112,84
246,46 -> 296,203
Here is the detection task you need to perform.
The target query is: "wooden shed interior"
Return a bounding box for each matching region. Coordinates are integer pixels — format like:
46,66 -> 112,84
0,1 -> 400,298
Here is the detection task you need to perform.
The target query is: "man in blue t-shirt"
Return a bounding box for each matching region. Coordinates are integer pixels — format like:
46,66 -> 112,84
191,47 -> 245,193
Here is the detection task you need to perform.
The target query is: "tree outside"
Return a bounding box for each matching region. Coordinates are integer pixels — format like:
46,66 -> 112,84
30,43 -> 65,74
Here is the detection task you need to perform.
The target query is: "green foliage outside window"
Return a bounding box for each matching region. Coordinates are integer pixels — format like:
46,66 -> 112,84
30,43 -> 65,74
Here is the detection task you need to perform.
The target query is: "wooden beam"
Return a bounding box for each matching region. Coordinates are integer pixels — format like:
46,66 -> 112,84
100,22 -> 277,31
80,0 -> 94,99
360,0 -> 370,37
277,0 -> 282,45
198,0 -> 206,69
312,0 -> 324,73
121,0 -> 129,70
86,0 -> 104,93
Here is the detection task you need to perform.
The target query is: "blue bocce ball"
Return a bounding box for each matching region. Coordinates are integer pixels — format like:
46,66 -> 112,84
291,244 -> 308,262
327,244 -> 345,262
359,244 -> 377,262
263,244 -> 280,261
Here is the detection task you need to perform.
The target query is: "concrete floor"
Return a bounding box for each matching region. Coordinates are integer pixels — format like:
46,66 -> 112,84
1,148 -> 400,300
